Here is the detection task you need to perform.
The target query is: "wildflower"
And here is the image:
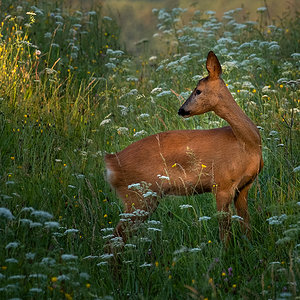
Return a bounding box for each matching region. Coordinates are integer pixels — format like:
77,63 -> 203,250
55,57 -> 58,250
29,288 -> 43,293
231,215 -> 243,221
31,210 -> 53,220
44,222 -> 60,229
65,293 -> 72,300
172,163 -> 177,167
266,214 -> 288,225
232,284 -> 237,288
61,254 -> 78,261
157,174 -> 170,180
201,164 -> 207,168
148,227 -> 162,232
0,207 -> 15,220
5,242 -> 19,249
86,283 -> 91,288
222,272 -> 226,276
10,156 -> 15,160
179,204 -> 193,209
155,261 -> 159,267
26,252 -> 36,260
100,119 -> 111,126
64,228 -> 79,234
143,191 -> 157,198
104,214 -> 108,218
208,240 -> 212,244
140,262 -> 152,268
199,216 -> 211,221
133,130 -> 147,137
151,87 -> 163,94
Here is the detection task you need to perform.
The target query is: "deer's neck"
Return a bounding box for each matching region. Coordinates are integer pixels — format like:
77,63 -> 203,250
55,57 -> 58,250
214,86 -> 261,150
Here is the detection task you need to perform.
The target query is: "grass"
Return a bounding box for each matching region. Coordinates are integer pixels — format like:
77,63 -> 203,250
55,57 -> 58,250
0,1 -> 299,299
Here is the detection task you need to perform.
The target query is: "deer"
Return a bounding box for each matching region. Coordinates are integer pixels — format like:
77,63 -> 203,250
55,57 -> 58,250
105,51 -> 263,247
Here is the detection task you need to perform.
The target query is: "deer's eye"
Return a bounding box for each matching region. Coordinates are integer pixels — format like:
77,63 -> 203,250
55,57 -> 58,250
196,89 -> 201,95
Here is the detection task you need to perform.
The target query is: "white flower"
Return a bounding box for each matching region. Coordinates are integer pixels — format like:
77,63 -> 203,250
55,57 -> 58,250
266,214 -> 288,225
99,253 -> 114,260
156,90 -> 172,97
199,216 -> 211,221
148,227 -> 162,232
157,174 -> 170,180
231,215 -> 244,221
134,130 -> 147,137
29,273 -> 47,280
26,252 -> 36,260
5,258 -> 18,263
138,113 -> 150,119
31,210 -> 53,220
128,183 -> 141,190
64,228 -> 79,234
179,204 -> 193,209
117,127 -> 129,134
61,254 -> 78,260
5,242 -> 20,249
293,166 -> 300,173
151,87 -> 162,94
257,7 -> 267,12
0,207 -> 15,220
100,227 -> 114,232
100,119 -> 111,126
143,191 -> 157,198
57,274 -> 70,281
140,262 -> 152,267
29,288 -> 43,293
102,234 -> 115,240
44,221 -> 60,229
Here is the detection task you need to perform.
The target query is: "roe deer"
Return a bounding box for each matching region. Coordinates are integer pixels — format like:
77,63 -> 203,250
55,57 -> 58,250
105,51 -> 263,246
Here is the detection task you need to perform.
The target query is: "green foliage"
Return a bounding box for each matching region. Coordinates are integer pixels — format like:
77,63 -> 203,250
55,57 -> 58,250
0,2 -> 299,299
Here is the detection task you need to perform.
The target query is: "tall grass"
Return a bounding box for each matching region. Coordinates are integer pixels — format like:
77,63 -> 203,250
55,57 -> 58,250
0,1 -> 299,299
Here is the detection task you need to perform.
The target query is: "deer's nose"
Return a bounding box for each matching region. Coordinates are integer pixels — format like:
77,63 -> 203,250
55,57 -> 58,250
178,107 -> 190,117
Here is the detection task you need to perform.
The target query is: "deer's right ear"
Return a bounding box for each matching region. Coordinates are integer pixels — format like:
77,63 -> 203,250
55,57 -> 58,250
206,51 -> 222,79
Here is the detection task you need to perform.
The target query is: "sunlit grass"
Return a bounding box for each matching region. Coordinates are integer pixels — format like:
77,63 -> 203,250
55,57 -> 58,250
0,1 -> 299,299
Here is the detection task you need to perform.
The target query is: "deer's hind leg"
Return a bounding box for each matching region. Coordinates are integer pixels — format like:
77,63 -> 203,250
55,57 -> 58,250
215,189 -> 234,244
234,182 -> 252,238
113,187 -> 159,244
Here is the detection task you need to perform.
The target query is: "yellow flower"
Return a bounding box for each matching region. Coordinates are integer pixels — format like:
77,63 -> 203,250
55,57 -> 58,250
237,89 -> 240,93
201,164 -> 207,168
168,275 -> 172,279
172,163 -> 177,167
86,283 -> 91,288
252,89 -> 256,93
1,266 -> 7,270
155,261 -> 159,267
208,240 -> 212,244
65,293 -> 72,300
208,278 -> 213,284
222,272 -> 226,276
232,284 -> 237,288
10,156 -> 15,160
104,214 -> 108,218
279,84 -> 283,88
51,277 -> 58,282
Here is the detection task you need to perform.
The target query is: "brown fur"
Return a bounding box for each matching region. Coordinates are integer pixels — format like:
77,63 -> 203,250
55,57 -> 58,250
105,51 -> 263,244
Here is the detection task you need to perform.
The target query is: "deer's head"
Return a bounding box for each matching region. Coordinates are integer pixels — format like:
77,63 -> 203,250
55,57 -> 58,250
178,51 -> 224,118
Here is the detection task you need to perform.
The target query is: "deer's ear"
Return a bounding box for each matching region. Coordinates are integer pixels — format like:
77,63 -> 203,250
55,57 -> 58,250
206,51 -> 222,79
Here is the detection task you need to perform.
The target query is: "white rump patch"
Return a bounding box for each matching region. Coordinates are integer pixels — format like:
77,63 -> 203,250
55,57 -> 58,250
105,166 -> 114,185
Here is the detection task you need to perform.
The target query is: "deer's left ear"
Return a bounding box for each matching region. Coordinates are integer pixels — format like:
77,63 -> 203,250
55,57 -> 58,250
206,51 -> 222,79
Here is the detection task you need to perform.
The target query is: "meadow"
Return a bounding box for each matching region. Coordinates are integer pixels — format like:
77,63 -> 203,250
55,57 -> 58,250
0,1 -> 299,299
